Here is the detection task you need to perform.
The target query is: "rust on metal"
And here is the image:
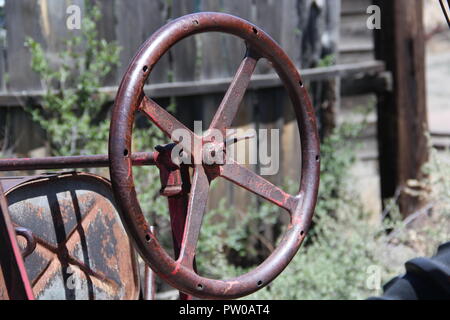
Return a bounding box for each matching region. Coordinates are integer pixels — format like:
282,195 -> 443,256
154,144 -> 186,197
14,227 -> 36,258
109,12 -> 320,299
2,173 -> 140,300
0,152 -> 156,172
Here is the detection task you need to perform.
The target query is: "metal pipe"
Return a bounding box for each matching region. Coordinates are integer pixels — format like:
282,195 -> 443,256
0,185 -> 35,299
143,226 -> 157,300
0,152 -> 156,171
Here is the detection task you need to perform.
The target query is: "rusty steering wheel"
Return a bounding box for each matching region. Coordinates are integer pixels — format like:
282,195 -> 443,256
109,12 -> 320,299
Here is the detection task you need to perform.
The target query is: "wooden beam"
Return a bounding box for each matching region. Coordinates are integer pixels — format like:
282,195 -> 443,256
0,61 -> 385,107
373,0 -> 428,217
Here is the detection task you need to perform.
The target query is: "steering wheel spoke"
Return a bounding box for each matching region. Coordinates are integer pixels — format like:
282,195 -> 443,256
209,48 -> 260,134
220,158 -> 297,214
139,96 -> 197,155
177,165 -> 209,269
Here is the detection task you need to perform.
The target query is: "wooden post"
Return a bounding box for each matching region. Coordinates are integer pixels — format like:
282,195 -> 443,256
373,0 -> 428,217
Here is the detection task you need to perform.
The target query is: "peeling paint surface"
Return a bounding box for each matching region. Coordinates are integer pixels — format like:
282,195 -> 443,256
3,173 -> 139,300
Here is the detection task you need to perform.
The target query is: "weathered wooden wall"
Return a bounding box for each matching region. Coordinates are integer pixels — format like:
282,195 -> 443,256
338,0 -> 381,214
340,0 -> 374,63
0,0 -> 379,223
0,4 -> 339,147
0,1 -> 348,251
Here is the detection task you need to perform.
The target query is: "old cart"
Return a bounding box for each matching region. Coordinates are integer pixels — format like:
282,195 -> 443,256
0,12 -> 319,300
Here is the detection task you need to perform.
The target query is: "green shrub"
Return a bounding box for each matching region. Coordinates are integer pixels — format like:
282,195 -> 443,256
251,132 -> 449,299
24,2 -> 169,242
25,4 -> 120,156
196,122 -> 449,300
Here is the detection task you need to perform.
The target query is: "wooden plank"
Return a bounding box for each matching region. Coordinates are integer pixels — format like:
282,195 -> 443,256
220,0 -> 252,73
198,0 -> 230,79
3,0 -> 55,156
374,0 -> 428,217
5,108 -> 46,155
251,0 -> 286,75
196,0 -> 230,130
281,99 -> 301,184
4,0 -> 45,91
169,0 -> 198,129
197,1 -> 254,214
339,13 -> 373,44
299,0 -> 327,68
277,0 -> 304,185
341,0 -> 371,15
253,0 -> 284,190
340,72 -> 391,96
115,0 -> 169,84
252,1 -> 288,246
195,0 -> 252,127
156,0 -> 197,164
171,1 -> 197,82
339,43 -> 374,53
296,0 -> 312,68
0,41 -> 6,92
92,0 -> 118,85
0,61 -> 386,106
279,0 -> 302,68
31,0 -> 84,67
339,51 -> 374,64
338,1 -> 374,64
317,0 -> 342,138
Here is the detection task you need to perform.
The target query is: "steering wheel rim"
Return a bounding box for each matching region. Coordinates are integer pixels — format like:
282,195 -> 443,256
109,12 -> 320,299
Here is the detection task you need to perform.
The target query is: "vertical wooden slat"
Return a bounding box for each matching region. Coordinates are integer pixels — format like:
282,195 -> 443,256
0,39 -> 7,92
171,1 -> 197,82
220,0 -> 252,73
318,0 -> 341,138
0,1 -> 344,218
169,0 -> 199,132
279,0 -> 302,68
253,0 -> 284,188
5,0 -> 44,91
91,0 -> 117,85
224,1 -> 257,215
278,0 -> 303,186
3,0 -> 60,154
251,1 -> 286,247
196,0 -> 246,211
40,0 -> 84,56
374,0 -> 428,217
115,0 -> 169,84
253,0 -> 283,75
196,0 -> 227,130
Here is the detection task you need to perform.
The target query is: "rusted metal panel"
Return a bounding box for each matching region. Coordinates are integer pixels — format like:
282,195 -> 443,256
2,172 -> 139,300
0,184 -> 34,300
